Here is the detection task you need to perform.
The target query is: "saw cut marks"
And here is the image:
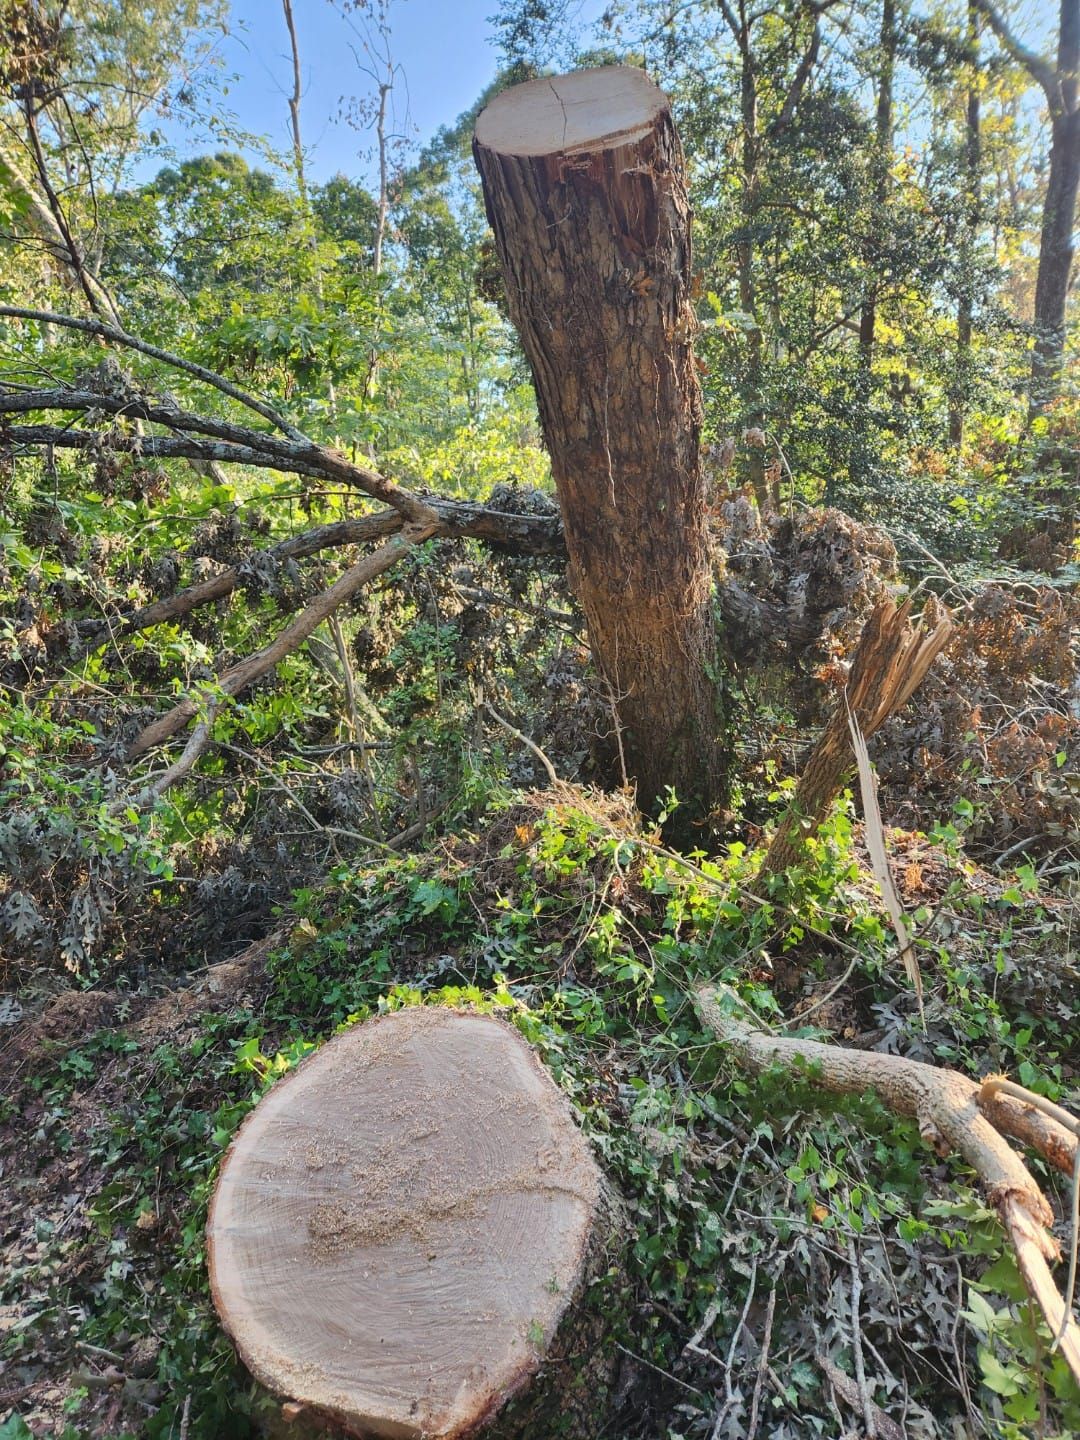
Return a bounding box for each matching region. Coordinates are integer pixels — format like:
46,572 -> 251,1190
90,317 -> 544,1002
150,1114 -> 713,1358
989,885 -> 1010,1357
474,65 -> 666,158
208,1007 -> 601,1439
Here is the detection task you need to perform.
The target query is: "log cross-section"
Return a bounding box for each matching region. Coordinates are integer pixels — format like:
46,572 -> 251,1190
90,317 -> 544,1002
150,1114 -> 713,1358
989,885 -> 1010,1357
207,1008 -> 605,1438
474,67 -> 728,821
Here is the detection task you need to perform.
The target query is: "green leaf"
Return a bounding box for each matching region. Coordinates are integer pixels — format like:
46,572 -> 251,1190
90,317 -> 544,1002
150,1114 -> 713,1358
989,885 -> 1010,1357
977,1346 -> 1022,1396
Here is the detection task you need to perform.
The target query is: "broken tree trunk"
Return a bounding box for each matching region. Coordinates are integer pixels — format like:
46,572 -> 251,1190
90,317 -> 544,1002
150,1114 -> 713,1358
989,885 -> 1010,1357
473,67 -> 728,823
760,597 -> 953,877
208,1007 -> 621,1439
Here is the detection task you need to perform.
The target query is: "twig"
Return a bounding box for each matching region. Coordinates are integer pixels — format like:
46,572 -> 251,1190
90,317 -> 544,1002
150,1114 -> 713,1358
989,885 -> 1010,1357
0,390 -> 437,523
683,1290 -> 724,1358
746,1285 -> 776,1440
612,1343 -> 709,1398
711,1257 -> 758,1439
483,701 -> 559,786
123,715 -> 216,811
847,1237 -> 876,1437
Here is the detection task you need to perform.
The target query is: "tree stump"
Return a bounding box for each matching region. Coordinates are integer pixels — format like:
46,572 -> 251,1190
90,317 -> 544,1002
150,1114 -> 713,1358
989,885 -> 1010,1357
207,1008 -> 616,1438
473,67 -> 729,824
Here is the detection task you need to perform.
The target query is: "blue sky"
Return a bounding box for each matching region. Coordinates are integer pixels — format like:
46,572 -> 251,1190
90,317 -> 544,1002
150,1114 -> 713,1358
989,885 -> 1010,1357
160,0 -> 607,187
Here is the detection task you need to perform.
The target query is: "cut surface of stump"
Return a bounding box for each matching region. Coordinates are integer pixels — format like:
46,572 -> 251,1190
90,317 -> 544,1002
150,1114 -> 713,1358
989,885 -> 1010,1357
207,1007 -> 602,1439
473,68 -> 730,823
473,65 -> 666,156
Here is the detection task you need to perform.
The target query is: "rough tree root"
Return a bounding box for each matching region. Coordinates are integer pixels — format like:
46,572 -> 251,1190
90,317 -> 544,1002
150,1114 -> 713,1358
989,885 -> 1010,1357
693,983 -> 1080,1385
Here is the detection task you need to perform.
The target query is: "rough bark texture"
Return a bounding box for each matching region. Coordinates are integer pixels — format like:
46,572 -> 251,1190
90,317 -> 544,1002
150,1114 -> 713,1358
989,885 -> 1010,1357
473,68 -> 728,822
857,0 -> 896,377
949,0 -> 981,448
208,1007 -> 618,1439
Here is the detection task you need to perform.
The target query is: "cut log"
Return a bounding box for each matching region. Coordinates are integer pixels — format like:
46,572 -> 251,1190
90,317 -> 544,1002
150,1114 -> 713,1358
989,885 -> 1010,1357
473,67 -> 729,825
207,1007 -> 615,1438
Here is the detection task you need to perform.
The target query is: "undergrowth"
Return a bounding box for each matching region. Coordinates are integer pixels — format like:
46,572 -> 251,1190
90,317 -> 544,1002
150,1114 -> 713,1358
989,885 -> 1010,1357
2,783 -> 1077,1439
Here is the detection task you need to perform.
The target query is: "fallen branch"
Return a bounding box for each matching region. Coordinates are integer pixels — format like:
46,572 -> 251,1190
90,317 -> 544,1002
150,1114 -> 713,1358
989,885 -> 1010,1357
761,597 -> 953,877
4,406 -> 837,673
126,525 -> 436,762
0,387 -> 437,525
72,500 -> 564,645
981,1076 -> 1080,1351
124,715 -> 217,810
483,700 -> 559,785
693,983 -> 1080,1385
0,304 -> 303,439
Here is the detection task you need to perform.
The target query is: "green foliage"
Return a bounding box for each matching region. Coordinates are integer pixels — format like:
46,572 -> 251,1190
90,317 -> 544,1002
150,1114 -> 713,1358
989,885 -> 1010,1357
1,3 -> 1078,1436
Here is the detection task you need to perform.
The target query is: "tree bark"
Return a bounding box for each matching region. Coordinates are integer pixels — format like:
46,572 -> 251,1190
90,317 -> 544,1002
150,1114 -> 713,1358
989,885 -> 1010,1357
473,67 -> 729,822
972,0 -> 1078,411
858,0 -> 896,381
1031,0 -> 1079,410
949,1 -> 981,448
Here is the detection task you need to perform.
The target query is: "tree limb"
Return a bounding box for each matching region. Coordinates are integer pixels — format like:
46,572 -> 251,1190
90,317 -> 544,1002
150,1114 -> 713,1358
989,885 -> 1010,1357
0,307 -> 305,440
769,21 -> 821,138
968,0 -> 1060,110
125,525 -> 437,761
64,500 -> 562,646
5,116 -> 121,325
0,386 -> 438,523
693,983 -> 1080,1386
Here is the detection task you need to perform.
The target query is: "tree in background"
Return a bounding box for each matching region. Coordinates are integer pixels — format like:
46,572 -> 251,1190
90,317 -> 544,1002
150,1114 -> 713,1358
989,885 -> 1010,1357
973,0 -> 1078,413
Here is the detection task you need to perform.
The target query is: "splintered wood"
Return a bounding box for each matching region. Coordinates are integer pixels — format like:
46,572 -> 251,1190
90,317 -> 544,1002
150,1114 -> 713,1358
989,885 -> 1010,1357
761,596 -> 953,875
207,1008 -> 602,1438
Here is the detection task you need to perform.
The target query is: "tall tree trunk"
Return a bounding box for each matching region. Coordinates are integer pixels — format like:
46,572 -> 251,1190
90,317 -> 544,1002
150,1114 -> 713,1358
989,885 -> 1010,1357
1030,0 -> 1079,410
972,0 -> 1078,412
858,0 -> 896,381
473,67 -> 729,822
282,0 -> 309,213
735,34 -> 769,510
949,1 -> 981,448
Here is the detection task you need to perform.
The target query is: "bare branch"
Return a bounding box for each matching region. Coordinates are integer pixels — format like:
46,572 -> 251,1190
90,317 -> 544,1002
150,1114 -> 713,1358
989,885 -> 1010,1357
125,524 -> 438,761
694,983 -> 1080,1386
769,21 -> 821,137
0,386 -> 438,523
969,0 -> 1060,109
0,148 -> 118,317
19,102 -> 121,324
281,0 -> 309,207
0,306 -> 307,441
978,1088 -> 1078,1179
125,716 -> 217,811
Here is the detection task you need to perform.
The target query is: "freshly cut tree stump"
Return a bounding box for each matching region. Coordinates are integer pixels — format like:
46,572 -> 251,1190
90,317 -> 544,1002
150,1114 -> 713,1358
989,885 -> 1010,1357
473,67 -> 729,824
208,1008 -> 613,1438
